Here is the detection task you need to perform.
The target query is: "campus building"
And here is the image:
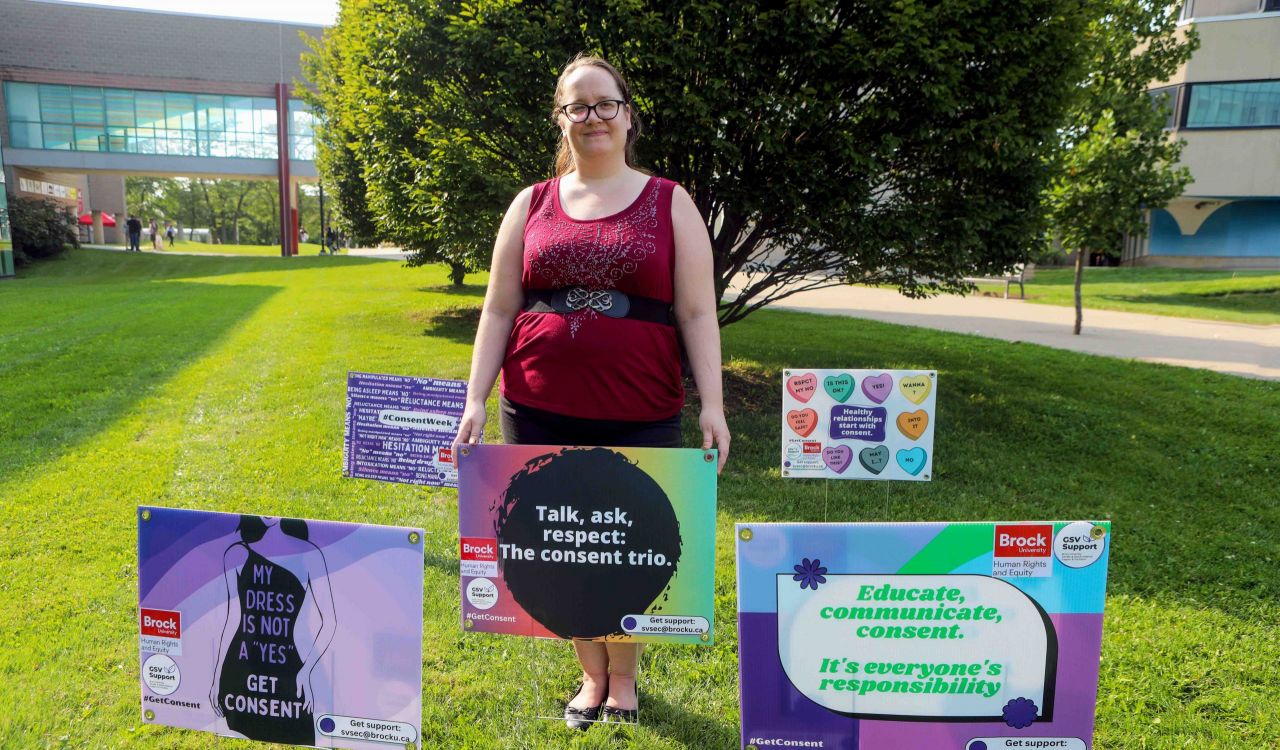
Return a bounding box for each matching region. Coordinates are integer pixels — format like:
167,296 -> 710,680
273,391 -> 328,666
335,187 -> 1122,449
1126,0 -> 1280,267
0,0 -> 322,267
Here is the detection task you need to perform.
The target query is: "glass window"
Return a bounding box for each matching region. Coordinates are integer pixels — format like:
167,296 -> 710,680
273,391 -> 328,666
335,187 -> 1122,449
75,126 -> 104,151
1148,85 -> 1180,130
135,91 -> 166,129
42,123 -> 73,150
10,122 -> 42,149
1187,80 -> 1280,128
165,92 -> 195,130
106,89 -> 135,127
72,87 -> 104,126
4,82 -> 42,122
39,85 -> 73,124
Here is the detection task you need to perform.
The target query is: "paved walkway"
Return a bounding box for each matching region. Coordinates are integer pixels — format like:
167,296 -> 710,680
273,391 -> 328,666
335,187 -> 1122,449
767,285 -> 1280,381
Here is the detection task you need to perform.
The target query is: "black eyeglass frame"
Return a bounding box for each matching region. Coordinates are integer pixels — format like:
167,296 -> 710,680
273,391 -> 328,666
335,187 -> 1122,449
558,99 -> 629,123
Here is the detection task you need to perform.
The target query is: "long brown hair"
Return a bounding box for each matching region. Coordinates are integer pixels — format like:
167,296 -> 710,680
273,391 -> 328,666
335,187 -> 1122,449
551,54 -> 646,177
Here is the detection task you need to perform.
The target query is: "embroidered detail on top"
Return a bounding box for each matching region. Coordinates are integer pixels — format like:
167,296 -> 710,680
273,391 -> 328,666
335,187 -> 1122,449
527,179 -> 661,336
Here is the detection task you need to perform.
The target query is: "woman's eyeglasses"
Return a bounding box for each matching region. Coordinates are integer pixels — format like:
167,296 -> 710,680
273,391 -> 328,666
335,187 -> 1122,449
560,99 -> 627,123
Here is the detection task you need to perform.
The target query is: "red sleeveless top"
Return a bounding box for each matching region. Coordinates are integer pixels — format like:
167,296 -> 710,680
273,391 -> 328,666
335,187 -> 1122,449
500,175 -> 684,421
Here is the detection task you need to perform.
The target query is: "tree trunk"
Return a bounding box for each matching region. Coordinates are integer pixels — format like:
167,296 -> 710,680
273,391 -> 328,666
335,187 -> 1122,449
449,261 -> 467,287
1073,248 -> 1085,335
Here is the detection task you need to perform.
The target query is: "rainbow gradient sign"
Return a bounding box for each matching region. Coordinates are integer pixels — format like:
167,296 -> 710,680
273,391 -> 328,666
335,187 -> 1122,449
457,444 -> 717,645
137,506 -> 424,748
737,521 -> 1110,750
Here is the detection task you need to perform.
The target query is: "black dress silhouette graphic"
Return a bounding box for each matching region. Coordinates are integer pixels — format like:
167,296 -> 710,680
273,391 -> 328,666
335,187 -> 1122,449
216,548 -> 314,744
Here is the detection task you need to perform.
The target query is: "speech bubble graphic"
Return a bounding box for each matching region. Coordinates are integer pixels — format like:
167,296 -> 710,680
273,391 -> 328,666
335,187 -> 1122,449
776,574 -> 1057,721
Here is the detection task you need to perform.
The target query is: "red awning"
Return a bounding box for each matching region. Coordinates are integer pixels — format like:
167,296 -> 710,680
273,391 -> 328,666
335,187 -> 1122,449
78,213 -> 118,227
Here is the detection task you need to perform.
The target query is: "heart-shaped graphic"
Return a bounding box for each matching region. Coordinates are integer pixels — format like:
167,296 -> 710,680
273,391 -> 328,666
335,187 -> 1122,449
823,374 -> 855,403
822,445 -> 853,474
861,373 -> 893,404
896,447 -> 927,476
787,409 -> 818,437
896,410 -> 929,440
786,373 -> 818,404
899,375 -> 932,405
859,445 -> 889,474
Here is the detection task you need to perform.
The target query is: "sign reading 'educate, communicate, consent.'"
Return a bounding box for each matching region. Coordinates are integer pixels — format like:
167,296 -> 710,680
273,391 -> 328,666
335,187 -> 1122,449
137,506 -> 425,748
457,444 -> 717,644
782,369 -> 937,481
737,521 -> 1110,750
343,372 -> 466,488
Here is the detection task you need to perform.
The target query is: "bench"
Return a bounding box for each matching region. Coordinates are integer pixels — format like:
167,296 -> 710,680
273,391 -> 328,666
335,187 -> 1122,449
963,263 -> 1030,299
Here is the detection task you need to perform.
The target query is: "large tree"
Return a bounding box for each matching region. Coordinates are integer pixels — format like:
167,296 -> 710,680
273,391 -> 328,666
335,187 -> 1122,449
1044,0 -> 1197,334
307,0 -> 1095,319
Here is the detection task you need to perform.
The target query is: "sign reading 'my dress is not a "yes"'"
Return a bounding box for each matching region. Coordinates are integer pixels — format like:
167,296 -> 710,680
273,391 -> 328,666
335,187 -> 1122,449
782,369 -> 937,481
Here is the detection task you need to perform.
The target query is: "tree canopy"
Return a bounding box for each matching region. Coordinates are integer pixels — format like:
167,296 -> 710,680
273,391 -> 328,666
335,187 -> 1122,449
306,0 -> 1097,320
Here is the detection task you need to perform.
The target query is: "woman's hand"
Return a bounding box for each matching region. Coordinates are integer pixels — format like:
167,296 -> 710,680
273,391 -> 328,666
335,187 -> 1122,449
452,401 -> 488,455
699,407 -> 731,474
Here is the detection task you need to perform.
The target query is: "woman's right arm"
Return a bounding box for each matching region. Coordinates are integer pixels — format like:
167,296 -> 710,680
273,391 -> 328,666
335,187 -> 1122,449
454,187 -> 534,449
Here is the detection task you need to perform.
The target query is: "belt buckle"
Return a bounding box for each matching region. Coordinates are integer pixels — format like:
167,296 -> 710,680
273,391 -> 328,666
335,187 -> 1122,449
555,287 -> 630,318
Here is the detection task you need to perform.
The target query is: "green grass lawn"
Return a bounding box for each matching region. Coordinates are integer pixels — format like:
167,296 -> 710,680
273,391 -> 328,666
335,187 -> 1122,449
2,248 -> 1278,748
975,267 -> 1280,325
137,239 -> 333,256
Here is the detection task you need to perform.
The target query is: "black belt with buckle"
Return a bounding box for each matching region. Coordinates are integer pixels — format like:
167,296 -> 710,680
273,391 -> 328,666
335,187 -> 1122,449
524,287 -> 674,326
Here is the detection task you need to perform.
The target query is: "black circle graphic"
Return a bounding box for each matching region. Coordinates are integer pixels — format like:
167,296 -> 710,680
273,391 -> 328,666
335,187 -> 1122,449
493,447 -> 682,638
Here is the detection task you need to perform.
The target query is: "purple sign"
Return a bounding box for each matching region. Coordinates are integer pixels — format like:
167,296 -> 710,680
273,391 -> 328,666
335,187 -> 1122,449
737,522 -> 1111,750
829,405 -> 887,442
343,372 -> 466,488
137,506 -> 424,748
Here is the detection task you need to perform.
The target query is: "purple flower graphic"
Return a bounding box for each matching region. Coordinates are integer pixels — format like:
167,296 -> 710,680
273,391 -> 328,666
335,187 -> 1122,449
1002,697 -> 1039,728
792,558 -> 828,590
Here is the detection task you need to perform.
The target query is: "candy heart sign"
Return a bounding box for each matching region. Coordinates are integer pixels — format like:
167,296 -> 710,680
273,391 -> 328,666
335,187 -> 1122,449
897,410 -> 929,440
786,373 -> 819,403
782,369 -> 936,481
787,409 -> 818,437
823,374 -> 854,403
858,445 -> 889,474
899,375 -> 932,404
861,373 -> 893,404
822,446 -> 853,474
897,447 -> 927,475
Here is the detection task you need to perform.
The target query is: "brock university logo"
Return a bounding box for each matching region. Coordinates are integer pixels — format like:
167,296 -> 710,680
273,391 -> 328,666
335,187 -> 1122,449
140,608 -> 181,638
994,525 -> 1053,558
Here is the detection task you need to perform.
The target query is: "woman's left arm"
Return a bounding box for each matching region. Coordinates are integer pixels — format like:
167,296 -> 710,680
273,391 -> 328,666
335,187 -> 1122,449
672,185 -> 730,474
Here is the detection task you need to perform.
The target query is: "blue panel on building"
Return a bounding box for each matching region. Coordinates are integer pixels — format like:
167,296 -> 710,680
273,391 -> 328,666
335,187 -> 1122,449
1151,200 -> 1280,258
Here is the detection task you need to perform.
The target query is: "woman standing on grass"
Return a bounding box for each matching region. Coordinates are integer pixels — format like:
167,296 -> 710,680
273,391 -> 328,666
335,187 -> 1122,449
454,53 -> 729,729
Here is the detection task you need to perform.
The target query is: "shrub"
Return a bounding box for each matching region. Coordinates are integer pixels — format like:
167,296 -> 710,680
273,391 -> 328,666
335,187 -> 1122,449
9,195 -> 79,265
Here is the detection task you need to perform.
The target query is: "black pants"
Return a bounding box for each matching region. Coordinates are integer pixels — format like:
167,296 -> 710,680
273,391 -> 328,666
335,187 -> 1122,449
500,396 -> 682,449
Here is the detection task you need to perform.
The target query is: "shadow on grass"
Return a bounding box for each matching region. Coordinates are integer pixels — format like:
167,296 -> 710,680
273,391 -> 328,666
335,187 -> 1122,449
13,247 -> 393,285
0,277 -> 279,486
707,309 -> 1280,622
641,692 -> 740,748
419,306 -> 482,343
418,284 -> 486,298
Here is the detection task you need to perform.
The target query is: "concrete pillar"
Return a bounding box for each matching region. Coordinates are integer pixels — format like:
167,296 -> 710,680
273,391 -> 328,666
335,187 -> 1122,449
88,174 -> 127,244
92,210 -> 105,247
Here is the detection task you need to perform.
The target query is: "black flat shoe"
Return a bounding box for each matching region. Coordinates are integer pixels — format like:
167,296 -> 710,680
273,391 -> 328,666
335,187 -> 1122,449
563,684 -> 607,731
601,704 -> 638,724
